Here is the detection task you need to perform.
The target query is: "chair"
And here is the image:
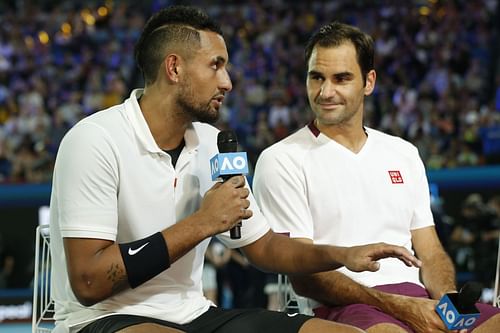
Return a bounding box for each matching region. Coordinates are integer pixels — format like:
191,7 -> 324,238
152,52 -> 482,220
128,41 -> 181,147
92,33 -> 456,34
493,232 -> 500,307
277,274 -> 313,315
32,224 -> 55,332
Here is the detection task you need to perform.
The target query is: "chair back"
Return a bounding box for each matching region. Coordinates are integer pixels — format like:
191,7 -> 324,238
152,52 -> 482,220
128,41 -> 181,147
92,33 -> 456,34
494,232 -> 500,307
32,224 -> 55,332
277,274 -> 313,315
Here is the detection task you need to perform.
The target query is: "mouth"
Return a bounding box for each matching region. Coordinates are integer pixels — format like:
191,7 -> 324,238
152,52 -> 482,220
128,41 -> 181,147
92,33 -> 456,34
211,95 -> 225,109
318,102 -> 342,110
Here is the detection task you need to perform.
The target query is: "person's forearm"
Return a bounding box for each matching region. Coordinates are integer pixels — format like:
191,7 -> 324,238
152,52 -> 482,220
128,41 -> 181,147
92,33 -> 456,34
243,232 -> 345,273
289,271 -> 420,320
162,212 -> 213,263
291,270 -> 397,310
419,250 -> 456,299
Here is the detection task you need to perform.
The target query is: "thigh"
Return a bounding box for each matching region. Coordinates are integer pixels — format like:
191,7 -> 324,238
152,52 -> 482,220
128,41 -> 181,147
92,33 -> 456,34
471,302 -> 500,331
118,323 -> 185,333
366,323 -> 409,333
80,314 -> 186,333
316,303 -> 412,332
298,317 -> 363,333
186,307 -> 311,333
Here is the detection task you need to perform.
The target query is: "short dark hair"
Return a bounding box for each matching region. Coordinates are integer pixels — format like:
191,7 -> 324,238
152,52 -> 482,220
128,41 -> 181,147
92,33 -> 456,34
134,6 -> 223,85
305,21 -> 374,83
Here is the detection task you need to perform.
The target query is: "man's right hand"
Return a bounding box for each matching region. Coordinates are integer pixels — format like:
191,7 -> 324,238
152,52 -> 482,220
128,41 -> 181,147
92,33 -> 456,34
341,242 -> 422,273
385,295 -> 453,333
196,175 -> 253,236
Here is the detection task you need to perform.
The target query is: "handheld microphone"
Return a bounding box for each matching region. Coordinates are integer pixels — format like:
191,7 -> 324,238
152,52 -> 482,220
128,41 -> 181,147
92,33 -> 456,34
435,282 -> 482,330
210,130 -> 249,239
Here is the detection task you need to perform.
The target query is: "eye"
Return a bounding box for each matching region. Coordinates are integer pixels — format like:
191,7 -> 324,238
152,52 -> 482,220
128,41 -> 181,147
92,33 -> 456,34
310,74 -> 324,82
334,73 -> 353,83
211,57 -> 227,71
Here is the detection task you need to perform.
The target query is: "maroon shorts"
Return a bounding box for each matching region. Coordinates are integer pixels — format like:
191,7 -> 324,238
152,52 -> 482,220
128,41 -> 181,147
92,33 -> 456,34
313,282 -> 500,332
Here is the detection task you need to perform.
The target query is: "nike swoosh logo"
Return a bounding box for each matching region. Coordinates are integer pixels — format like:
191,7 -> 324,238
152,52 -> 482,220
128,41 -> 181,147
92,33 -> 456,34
128,242 -> 150,256
287,313 -> 299,317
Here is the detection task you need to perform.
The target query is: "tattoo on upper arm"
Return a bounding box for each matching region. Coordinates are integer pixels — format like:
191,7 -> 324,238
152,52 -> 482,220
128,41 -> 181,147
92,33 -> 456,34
106,263 -> 128,294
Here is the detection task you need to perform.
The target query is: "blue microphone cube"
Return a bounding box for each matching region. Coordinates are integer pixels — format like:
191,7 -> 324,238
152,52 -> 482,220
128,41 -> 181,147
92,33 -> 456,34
210,152 -> 249,181
435,294 -> 480,330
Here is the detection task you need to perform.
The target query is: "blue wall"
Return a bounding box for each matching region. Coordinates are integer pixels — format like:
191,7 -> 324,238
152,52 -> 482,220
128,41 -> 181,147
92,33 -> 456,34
0,166 -> 499,208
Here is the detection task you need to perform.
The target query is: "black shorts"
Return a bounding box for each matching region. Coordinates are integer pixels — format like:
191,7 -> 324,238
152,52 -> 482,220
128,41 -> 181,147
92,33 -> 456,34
80,307 -> 312,333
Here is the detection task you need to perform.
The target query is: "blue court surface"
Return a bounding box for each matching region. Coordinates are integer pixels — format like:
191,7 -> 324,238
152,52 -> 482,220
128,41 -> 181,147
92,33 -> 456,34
0,323 -> 32,333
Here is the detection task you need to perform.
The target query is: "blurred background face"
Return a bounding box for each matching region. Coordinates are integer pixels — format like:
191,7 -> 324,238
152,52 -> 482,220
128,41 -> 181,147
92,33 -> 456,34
306,43 -> 368,127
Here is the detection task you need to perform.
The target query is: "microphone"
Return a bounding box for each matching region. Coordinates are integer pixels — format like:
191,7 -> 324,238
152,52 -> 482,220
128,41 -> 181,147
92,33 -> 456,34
435,282 -> 482,330
210,130 -> 249,239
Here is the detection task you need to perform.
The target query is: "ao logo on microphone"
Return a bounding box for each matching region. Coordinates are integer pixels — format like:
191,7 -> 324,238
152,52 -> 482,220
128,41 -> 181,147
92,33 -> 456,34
435,294 -> 480,330
210,152 -> 249,181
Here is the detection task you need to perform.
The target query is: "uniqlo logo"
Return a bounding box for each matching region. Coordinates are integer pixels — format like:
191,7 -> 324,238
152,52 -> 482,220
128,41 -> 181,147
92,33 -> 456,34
388,170 -> 404,184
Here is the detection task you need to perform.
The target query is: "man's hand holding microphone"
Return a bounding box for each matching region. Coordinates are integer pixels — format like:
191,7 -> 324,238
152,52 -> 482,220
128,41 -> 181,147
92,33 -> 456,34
194,130 -> 251,238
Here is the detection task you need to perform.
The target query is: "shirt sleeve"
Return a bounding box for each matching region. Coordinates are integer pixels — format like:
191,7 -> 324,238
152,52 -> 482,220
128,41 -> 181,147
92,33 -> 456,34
53,121 -> 120,240
410,148 -> 435,230
252,148 -> 314,240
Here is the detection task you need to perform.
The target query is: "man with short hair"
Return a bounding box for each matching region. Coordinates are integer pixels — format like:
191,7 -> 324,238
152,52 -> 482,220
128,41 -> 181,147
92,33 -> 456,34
253,21 -> 500,333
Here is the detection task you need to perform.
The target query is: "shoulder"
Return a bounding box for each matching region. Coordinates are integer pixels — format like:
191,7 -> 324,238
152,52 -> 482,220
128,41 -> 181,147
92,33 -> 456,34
255,126 -> 316,179
367,127 -> 419,156
59,105 -> 124,155
259,127 -> 315,163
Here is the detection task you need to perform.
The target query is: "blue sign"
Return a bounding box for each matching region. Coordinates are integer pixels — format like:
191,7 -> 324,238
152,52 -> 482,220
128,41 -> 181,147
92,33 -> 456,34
435,294 -> 480,330
210,152 -> 249,181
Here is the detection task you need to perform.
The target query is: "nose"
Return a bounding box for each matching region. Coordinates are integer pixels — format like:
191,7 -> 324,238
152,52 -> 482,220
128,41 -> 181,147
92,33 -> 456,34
219,68 -> 232,92
320,80 -> 336,99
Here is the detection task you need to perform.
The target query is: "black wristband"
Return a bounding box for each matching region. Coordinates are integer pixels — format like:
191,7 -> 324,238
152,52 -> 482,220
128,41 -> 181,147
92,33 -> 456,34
118,232 -> 170,288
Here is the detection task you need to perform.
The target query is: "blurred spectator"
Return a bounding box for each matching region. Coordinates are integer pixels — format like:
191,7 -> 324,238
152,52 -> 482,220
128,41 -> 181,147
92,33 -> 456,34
449,193 -> 499,286
0,232 -> 14,288
479,112 -> 500,164
482,195 -> 500,286
267,95 -> 291,131
203,239 -> 231,305
0,0 -> 499,184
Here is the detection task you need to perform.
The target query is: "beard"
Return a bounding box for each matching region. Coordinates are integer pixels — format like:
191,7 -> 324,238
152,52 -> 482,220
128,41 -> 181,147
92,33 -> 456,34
176,81 -> 220,124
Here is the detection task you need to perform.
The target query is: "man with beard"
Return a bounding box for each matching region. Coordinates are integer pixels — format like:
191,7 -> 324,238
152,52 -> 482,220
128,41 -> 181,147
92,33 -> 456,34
49,7 -> 421,333
253,21 -> 500,333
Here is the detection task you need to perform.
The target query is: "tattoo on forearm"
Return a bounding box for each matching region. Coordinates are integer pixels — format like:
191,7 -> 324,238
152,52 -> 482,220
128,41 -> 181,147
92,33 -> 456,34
106,263 -> 127,294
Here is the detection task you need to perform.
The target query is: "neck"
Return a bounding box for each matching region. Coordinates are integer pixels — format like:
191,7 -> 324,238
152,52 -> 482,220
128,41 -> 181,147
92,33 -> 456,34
316,119 -> 367,153
139,86 -> 190,150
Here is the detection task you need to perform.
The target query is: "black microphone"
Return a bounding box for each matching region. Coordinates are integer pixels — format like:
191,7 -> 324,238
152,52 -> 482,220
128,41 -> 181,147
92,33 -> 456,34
456,282 -> 482,312
217,130 -> 242,239
435,282 -> 482,330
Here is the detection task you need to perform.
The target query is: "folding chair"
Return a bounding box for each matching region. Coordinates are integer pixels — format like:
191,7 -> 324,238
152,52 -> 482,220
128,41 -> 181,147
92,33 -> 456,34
277,274 -> 313,315
493,232 -> 500,307
32,224 -> 55,332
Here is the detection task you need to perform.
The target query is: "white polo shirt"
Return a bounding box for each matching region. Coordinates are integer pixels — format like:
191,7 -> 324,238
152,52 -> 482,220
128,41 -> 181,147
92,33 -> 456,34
49,89 -> 270,332
253,123 -> 434,288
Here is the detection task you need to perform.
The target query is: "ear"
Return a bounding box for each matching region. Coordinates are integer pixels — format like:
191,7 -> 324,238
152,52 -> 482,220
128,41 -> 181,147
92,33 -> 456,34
164,54 -> 181,83
364,69 -> 376,96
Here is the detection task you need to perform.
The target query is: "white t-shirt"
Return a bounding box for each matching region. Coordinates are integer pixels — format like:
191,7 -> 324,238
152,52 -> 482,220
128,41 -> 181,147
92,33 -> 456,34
253,123 -> 434,289
49,89 -> 269,332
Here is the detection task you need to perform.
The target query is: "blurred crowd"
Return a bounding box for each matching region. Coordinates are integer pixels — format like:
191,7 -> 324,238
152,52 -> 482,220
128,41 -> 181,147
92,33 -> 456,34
0,0 -> 499,184
0,0 -> 499,306
448,194 -> 500,288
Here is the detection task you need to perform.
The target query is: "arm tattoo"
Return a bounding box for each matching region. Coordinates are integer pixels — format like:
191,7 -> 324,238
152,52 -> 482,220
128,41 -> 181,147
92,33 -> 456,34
106,262 -> 128,294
